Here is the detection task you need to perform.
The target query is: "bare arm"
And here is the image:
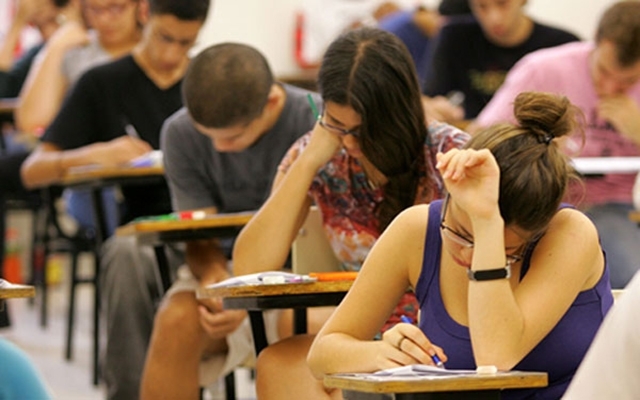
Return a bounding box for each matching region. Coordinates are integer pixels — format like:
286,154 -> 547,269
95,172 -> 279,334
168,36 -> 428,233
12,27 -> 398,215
437,149 -> 604,370
233,125 -> 340,276
21,136 -> 152,188
15,21 -> 89,133
308,205 -> 440,377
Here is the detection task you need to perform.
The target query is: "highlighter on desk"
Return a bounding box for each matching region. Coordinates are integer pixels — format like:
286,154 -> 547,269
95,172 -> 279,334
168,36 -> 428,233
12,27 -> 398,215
400,315 -> 444,368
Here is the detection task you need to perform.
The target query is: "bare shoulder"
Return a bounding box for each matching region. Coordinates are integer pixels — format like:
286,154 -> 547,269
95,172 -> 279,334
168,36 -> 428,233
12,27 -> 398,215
549,208 -> 599,242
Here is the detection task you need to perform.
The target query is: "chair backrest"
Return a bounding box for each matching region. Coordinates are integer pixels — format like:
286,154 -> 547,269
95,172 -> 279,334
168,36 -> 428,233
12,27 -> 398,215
292,206 -> 341,275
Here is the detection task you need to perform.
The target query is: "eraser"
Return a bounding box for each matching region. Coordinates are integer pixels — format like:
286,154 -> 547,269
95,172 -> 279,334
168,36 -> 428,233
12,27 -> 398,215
261,276 -> 286,284
476,365 -> 498,375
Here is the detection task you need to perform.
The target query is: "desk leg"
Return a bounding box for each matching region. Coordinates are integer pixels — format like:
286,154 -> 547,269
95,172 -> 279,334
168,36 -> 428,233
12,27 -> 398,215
88,188 -> 106,387
293,308 -> 307,334
152,246 -> 172,293
248,311 -> 268,355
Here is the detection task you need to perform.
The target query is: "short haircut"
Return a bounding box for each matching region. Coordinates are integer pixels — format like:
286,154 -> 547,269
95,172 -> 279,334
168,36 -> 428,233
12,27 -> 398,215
148,0 -> 210,20
595,1 -> 640,67
183,43 -> 274,128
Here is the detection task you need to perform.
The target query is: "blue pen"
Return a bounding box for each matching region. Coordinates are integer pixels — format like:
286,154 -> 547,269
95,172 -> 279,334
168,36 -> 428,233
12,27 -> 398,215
400,315 -> 444,368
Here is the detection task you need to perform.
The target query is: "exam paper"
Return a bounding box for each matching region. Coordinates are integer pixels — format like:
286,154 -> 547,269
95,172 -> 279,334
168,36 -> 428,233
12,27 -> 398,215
206,272 -> 317,288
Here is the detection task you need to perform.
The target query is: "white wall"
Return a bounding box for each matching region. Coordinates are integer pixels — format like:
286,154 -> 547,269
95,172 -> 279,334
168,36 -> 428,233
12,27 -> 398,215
196,0 -> 620,77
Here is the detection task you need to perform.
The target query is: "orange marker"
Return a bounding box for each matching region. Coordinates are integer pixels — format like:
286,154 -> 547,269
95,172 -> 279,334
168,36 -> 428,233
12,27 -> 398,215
309,271 -> 358,281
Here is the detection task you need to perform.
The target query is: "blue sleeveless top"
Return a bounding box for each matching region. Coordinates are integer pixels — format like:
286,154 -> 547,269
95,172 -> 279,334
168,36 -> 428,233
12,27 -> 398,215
415,200 -> 613,399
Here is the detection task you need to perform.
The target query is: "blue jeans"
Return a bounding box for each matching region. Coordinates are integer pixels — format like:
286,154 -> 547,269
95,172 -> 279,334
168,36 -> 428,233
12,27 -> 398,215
586,203 -> 640,289
63,187 -> 120,237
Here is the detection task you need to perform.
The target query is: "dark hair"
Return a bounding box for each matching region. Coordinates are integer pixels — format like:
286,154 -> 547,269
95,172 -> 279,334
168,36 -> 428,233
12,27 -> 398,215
183,43 -> 274,128
318,27 -> 429,231
467,92 -> 583,235
148,0 -> 210,20
52,0 -> 70,7
595,1 -> 640,67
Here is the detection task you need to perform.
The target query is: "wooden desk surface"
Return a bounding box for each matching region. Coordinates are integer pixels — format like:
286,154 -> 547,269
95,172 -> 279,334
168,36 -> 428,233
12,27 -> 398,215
61,165 -> 164,186
324,371 -> 548,394
197,280 -> 353,299
116,212 -> 254,246
117,212 -> 254,236
0,280 -> 36,299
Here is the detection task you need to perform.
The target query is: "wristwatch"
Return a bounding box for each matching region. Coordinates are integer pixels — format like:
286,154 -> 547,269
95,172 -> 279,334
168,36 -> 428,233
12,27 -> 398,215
467,265 -> 511,281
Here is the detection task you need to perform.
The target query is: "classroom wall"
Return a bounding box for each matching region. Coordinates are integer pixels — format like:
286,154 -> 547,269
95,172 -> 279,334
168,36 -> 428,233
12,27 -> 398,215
196,0 -> 619,77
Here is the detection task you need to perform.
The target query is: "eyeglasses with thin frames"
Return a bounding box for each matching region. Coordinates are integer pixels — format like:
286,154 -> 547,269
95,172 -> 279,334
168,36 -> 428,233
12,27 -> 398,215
85,1 -> 133,18
317,112 -> 360,138
440,194 -> 523,265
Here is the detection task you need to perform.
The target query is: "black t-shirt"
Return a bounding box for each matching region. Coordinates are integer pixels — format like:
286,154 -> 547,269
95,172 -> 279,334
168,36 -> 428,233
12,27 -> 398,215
424,18 -> 579,119
43,55 -> 181,223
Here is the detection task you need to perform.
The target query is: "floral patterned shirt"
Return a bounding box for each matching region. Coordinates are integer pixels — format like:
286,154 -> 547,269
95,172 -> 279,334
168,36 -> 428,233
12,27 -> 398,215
279,121 -> 468,329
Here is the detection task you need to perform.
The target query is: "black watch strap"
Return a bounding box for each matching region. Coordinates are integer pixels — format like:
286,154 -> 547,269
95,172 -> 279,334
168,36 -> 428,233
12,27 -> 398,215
467,265 -> 511,281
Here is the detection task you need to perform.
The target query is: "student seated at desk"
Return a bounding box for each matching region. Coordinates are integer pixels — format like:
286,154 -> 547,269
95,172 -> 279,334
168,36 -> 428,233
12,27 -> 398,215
474,2 -> 640,289
306,92 -> 613,400
423,0 -> 579,122
20,1 -> 210,399
140,43 -> 320,400
231,27 -> 468,397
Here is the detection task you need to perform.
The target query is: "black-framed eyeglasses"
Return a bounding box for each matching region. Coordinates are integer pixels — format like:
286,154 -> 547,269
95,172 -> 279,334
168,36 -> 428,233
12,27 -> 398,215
440,194 -> 523,265
317,112 -> 360,138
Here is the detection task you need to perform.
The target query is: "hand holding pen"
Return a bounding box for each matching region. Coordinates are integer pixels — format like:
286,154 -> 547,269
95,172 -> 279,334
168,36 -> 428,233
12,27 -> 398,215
380,315 -> 447,369
400,315 -> 444,368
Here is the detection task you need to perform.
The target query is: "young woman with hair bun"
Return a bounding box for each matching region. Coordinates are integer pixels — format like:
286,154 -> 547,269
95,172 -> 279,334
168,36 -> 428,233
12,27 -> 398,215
308,91 -> 614,400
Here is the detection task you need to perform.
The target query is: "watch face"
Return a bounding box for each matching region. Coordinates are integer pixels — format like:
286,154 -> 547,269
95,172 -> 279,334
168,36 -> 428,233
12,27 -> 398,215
468,265 -> 511,281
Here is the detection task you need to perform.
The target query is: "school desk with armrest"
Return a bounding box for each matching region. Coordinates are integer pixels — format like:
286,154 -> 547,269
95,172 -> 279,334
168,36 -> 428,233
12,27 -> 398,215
116,211 -> 255,400
325,370 -> 548,400
59,164 -> 165,385
116,211 -> 254,292
197,279 -> 353,355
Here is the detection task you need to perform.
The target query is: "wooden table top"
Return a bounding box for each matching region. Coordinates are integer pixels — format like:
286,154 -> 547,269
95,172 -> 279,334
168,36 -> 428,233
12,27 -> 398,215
197,280 -> 353,299
61,165 -> 164,186
324,371 -> 548,394
116,211 -> 255,246
117,212 -> 254,236
0,280 -> 36,299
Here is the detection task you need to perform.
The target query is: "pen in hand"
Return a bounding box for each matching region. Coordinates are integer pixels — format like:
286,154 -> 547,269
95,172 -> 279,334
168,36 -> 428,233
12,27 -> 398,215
124,124 -> 141,140
400,315 -> 444,368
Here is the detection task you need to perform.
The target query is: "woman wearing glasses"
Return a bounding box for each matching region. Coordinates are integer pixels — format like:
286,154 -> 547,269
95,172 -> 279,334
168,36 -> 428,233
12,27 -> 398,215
233,27 -> 467,398
308,91 -> 614,399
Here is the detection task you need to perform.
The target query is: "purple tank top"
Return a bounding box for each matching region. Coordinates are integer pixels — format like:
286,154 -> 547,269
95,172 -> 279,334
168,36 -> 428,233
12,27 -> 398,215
415,199 -> 613,399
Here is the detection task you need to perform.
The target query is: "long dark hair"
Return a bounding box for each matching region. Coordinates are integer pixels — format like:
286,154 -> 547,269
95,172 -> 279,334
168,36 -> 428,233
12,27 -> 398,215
318,27 -> 429,231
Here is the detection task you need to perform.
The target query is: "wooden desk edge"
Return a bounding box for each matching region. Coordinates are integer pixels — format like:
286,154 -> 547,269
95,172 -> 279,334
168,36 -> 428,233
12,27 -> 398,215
116,213 -> 254,236
0,285 -> 36,299
61,166 -> 164,185
324,372 -> 548,393
197,280 -> 353,299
